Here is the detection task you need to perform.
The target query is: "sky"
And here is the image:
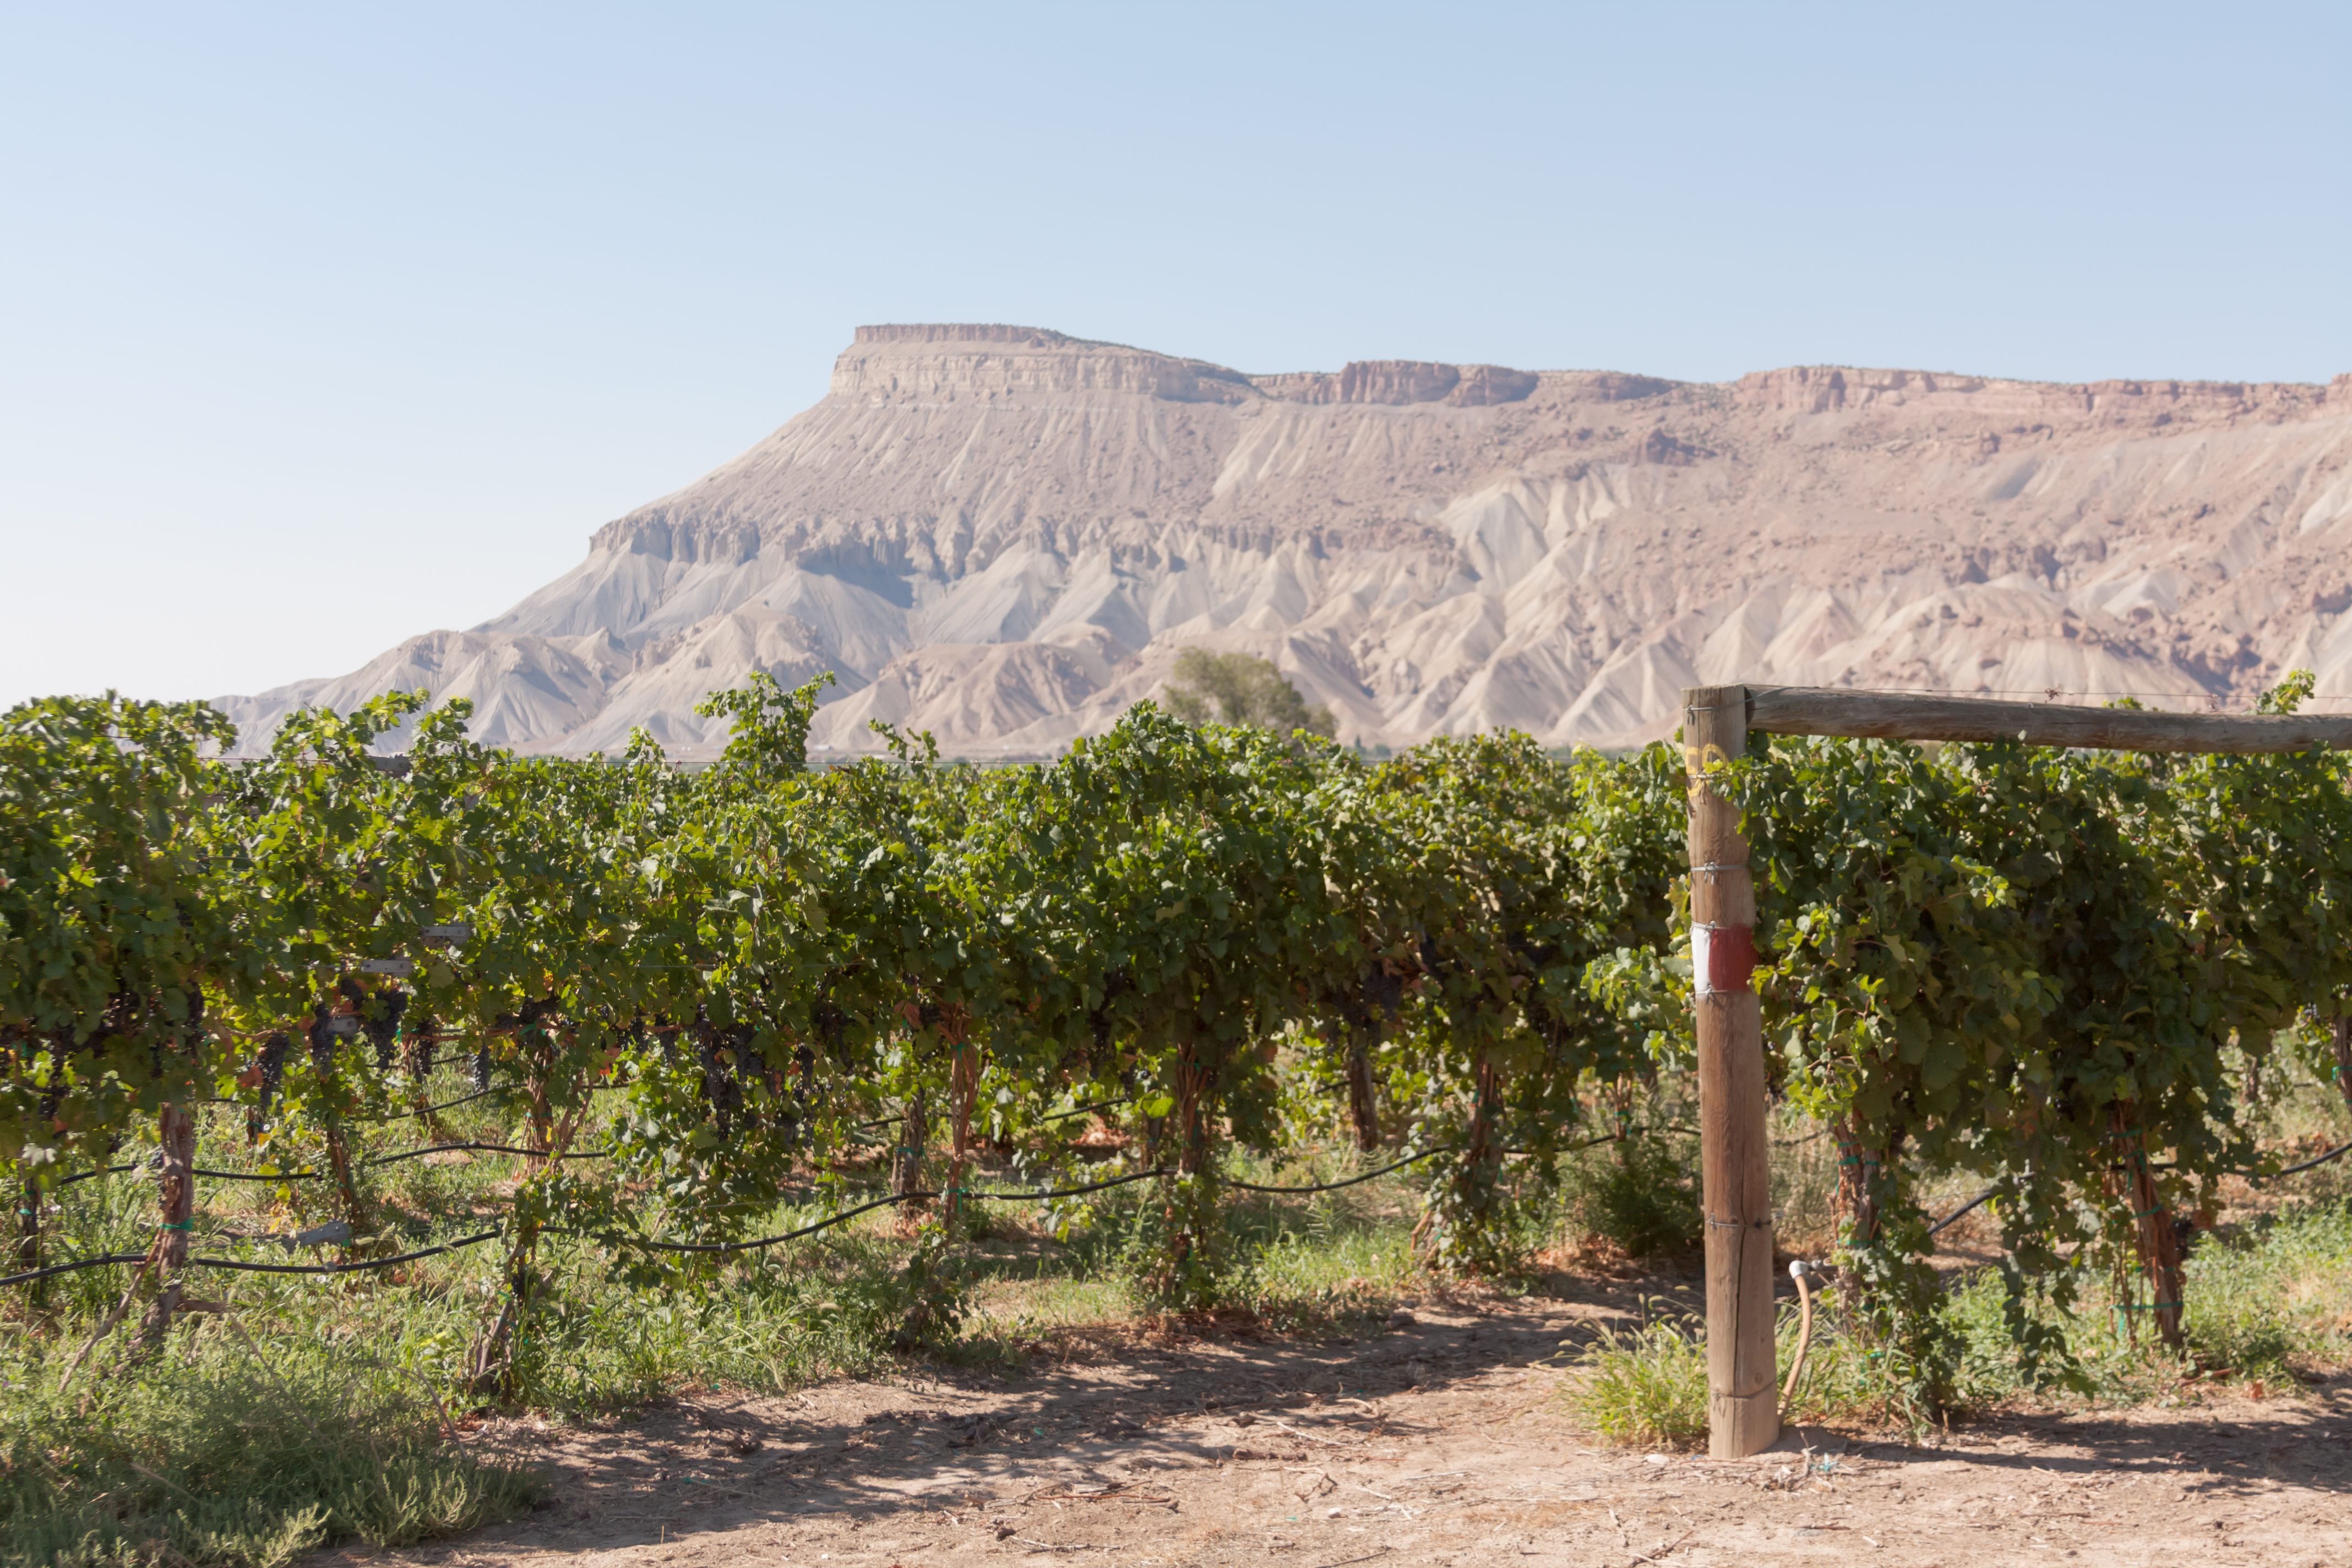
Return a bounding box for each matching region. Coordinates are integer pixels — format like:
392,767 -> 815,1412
4,2 -> 2348,706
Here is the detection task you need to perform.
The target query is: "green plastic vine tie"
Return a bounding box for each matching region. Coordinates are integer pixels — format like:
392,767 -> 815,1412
159,1221 -> 192,1231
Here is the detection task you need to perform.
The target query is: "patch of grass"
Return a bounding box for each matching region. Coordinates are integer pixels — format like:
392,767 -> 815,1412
1566,1287 -> 1944,1450
503,1222 -> 979,1409
1014,1145 -> 1427,1324
2186,1199 -> 2352,1384
0,1331 -> 541,1568
1562,1299 -> 1711,1448
1217,1210 -> 1420,1332
1935,1199 -> 2352,1407
1569,1199 -> 2352,1452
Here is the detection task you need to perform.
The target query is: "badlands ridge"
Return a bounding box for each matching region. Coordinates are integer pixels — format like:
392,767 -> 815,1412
220,324 -> 2352,756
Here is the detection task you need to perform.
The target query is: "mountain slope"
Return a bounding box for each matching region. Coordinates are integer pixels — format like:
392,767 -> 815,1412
217,324 -> 2352,755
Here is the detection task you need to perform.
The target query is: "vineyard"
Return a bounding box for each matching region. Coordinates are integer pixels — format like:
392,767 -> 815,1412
6,673 -> 2352,1561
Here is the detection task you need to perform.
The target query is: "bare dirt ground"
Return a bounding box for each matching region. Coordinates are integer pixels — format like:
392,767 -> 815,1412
320,1284 -> 2352,1568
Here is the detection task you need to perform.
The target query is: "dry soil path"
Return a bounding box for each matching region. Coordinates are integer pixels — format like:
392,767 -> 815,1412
320,1295 -> 2352,1567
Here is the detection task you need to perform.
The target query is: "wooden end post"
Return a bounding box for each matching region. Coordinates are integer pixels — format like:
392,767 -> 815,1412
1683,684 -> 1781,1458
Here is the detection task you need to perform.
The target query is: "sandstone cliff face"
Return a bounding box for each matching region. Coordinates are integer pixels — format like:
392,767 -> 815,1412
216,325 -> 2352,757
1254,360 -> 1540,406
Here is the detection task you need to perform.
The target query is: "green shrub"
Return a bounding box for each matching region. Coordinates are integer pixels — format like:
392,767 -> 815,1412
1560,1136 -> 1701,1259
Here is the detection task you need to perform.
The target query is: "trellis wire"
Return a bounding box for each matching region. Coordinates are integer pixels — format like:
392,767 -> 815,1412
0,1229 -> 504,1288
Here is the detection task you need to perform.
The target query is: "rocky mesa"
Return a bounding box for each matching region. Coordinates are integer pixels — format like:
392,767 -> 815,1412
217,323 -> 2352,756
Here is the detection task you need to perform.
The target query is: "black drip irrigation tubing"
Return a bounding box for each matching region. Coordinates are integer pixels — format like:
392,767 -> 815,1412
848,1096 -> 1137,1136
1208,1133 -> 1676,1193
0,1161 -> 1320,1282
363,1142 -> 612,1168
2270,1139 -> 2352,1178
43,1125 -> 2332,1288
42,1122 -> 1628,1197
2,1142 -> 1480,1281
0,1251 -> 150,1286
1038,1096 -> 1136,1126
55,1163 -> 143,1188
601,1170 -> 1169,1255
1215,1145 -> 1453,1194
189,1229 -> 505,1276
556,1149 -> 1483,1256
0,1129 -> 1719,1284
53,1146 -> 616,1187
0,1229 -> 506,1289
1928,1185 -> 2001,1237
1920,1139 -> 2352,1242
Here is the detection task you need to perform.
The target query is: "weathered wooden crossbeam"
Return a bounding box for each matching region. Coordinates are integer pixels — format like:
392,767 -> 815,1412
1744,685 -> 2352,754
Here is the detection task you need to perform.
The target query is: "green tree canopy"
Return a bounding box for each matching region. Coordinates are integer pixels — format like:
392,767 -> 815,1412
1161,650 -> 1336,739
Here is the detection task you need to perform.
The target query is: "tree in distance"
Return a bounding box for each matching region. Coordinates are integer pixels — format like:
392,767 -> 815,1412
1160,649 -> 1337,739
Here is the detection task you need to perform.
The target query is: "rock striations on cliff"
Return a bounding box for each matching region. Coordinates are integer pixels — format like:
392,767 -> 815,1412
217,324 -> 2352,756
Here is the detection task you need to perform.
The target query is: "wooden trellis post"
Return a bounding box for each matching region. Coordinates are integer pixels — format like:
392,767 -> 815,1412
1682,686 -> 1779,1457
1684,680 -> 2352,1458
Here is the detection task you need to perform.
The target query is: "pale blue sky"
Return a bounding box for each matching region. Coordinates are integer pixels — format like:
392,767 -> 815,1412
4,2 -> 2346,705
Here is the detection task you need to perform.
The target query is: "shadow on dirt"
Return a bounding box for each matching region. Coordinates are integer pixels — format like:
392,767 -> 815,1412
1838,1383 -> 2352,1495
409,1276 -> 2348,1567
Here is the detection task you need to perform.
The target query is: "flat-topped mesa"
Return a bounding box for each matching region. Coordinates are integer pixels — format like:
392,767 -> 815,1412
829,322 -> 1256,404
227,316 -> 2352,765
831,326 -> 1685,412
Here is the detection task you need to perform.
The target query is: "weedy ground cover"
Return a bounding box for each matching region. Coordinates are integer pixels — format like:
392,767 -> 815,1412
0,1332 -> 539,1568
10,1074 -> 2346,1566
1563,1072 -> 2352,1449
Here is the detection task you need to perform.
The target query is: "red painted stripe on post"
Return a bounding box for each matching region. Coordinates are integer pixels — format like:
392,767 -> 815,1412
1693,923 -> 1755,995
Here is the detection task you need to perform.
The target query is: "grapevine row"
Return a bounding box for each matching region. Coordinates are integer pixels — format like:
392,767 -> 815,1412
4,673 -> 2348,1398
